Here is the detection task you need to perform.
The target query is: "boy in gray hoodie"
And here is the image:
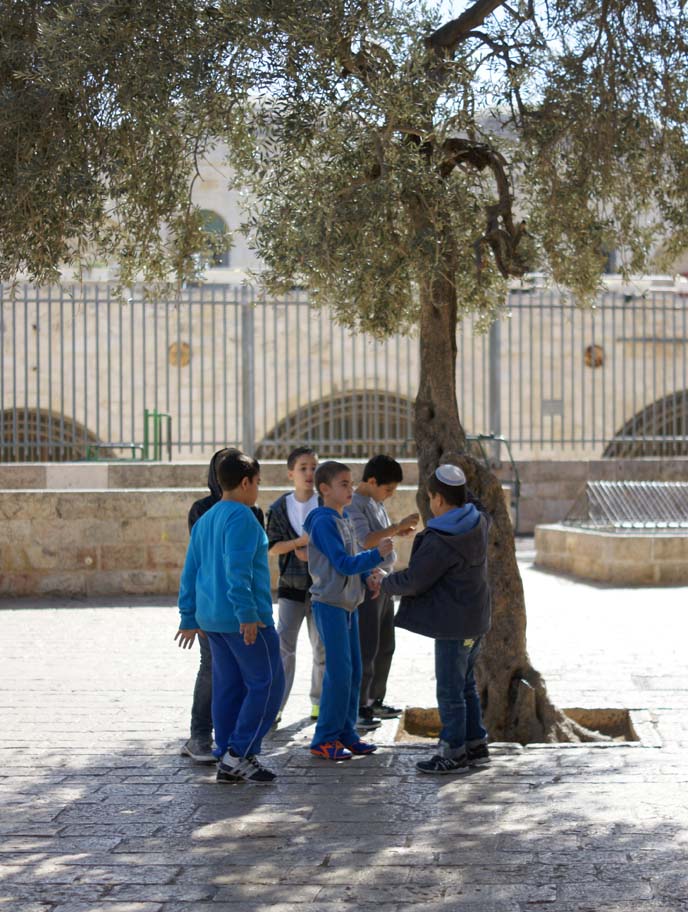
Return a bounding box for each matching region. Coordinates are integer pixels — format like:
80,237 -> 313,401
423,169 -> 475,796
377,464 -> 491,775
304,461 -> 393,761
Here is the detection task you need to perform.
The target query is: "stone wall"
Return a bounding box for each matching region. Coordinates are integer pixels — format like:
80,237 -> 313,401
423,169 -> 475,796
535,523 -> 688,585
512,458 -> 688,533
0,486 -> 422,598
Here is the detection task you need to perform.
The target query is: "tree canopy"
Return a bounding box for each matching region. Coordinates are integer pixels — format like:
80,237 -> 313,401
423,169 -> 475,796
2,0 -> 688,313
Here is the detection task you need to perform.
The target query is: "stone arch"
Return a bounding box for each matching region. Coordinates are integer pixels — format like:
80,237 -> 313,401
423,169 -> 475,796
0,408 -> 110,461
256,389 -> 416,459
603,390 -> 688,457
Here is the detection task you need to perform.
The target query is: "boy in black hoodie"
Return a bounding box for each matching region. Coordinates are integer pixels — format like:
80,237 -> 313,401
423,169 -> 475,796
180,447 -> 265,764
375,464 -> 491,775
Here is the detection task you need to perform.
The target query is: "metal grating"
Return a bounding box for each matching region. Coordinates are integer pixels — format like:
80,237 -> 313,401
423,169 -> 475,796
565,481 -> 688,531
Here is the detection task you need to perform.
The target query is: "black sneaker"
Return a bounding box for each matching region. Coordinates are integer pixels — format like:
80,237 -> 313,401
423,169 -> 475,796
357,706 -> 382,731
371,700 -> 402,719
466,742 -> 491,767
416,753 -> 470,775
217,749 -> 277,784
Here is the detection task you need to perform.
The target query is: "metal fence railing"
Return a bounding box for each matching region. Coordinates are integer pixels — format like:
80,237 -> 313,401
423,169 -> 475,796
2,282 -> 688,461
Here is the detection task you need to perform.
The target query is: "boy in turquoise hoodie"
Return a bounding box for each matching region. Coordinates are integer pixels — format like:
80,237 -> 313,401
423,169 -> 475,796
175,451 -> 285,784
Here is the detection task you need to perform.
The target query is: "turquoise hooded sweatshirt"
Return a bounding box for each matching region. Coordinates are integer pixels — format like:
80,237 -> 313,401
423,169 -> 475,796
178,500 -> 274,633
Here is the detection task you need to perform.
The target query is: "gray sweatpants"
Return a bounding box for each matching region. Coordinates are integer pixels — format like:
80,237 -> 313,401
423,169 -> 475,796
276,596 -> 326,712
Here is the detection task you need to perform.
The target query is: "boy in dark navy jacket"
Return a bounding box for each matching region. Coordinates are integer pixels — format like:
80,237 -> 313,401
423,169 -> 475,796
377,464 -> 491,775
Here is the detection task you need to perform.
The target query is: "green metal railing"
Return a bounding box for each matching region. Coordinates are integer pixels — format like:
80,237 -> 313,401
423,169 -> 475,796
84,409 -> 172,461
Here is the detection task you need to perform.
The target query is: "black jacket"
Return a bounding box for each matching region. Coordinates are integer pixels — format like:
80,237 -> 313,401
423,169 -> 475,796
266,492 -> 315,603
381,509 -> 491,640
188,449 -> 265,532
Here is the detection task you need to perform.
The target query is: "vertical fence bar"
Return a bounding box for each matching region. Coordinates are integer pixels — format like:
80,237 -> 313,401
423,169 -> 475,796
209,285 -> 215,448
488,318 -> 501,462
23,285 -> 30,458
34,289 -> 41,459
141,292 -> 147,450
199,290 -> 205,449
0,287 -> 4,460
47,287 -> 53,458
241,285 -> 255,454
187,288 -> 193,452
82,286 -> 89,453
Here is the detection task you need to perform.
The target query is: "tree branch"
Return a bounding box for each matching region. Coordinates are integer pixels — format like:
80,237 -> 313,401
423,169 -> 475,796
439,138 -> 528,278
426,0 -> 509,55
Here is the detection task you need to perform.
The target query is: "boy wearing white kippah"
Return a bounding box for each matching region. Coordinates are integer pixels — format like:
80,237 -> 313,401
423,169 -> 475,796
374,464 -> 491,775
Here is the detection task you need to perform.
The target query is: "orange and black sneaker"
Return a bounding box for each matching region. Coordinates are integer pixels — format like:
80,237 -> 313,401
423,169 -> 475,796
310,740 -> 353,761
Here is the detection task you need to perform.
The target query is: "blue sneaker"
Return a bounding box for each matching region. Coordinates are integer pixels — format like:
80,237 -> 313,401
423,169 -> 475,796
310,740 -> 353,761
343,739 -> 378,755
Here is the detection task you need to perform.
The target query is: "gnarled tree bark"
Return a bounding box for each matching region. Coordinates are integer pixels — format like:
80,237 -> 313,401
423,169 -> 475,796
414,261 -> 602,744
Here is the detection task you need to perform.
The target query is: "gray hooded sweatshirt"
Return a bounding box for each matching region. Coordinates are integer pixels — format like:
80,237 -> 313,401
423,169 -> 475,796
303,506 -> 383,611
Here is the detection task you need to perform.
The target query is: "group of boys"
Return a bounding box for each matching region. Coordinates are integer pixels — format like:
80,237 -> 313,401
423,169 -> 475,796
176,446 -> 491,783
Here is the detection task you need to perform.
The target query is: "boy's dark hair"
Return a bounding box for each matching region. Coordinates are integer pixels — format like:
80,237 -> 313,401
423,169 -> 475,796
217,450 -> 260,491
314,460 -> 350,494
287,446 -> 318,470
427,472 -> 466,507
362,454 -> 403,485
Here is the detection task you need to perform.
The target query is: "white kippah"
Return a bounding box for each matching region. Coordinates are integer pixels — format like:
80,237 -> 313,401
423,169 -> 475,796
435,464 -> 466,486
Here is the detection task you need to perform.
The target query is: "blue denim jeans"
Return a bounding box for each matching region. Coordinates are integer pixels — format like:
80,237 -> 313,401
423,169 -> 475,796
435,636 -> 488,757
189,632 -> 213,742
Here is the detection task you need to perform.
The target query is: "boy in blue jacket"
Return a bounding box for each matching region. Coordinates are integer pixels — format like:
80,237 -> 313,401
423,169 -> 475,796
304,461 -> 393,761
377,464 -> 491,775
175,451 -> 285,784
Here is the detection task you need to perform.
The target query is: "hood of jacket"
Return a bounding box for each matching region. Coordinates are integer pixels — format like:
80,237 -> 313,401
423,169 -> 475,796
427,503 -> 480,536
424,504 -> 485,567
207,447 -> 232,499
302,505 -> 334,536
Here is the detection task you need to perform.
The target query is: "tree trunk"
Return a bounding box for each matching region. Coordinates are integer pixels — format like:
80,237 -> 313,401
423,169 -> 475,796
414,269 -> 601,744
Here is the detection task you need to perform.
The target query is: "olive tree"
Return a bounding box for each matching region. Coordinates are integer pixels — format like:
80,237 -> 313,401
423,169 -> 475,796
3,0 -> 688,740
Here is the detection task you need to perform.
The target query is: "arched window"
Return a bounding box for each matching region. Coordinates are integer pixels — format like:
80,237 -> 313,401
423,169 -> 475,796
199,209 -> 230,268
603,390 -> 688,457
0,408 -> 109,461
256,390 -> 416,459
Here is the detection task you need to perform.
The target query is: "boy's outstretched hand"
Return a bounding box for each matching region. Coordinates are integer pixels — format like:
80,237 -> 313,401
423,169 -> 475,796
240,621 -> 267,646
396,513 -> 420,536
378,537 -> 394,557
174,628 -> 204,649
366,567 -> 386,599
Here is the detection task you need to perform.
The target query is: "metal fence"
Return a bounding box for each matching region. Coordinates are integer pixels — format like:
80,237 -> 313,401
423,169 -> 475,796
2,282 -> 688,461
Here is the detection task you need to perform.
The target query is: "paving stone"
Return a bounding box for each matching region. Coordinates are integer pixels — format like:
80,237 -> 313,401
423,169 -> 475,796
0,904 -> 52,912
53,905 -> 163,912
1,563 -> 688,911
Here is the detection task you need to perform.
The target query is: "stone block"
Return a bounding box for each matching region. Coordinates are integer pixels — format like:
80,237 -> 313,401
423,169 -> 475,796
145,543 -> 186,571
654,561 -> 688,585
606,560 -> 656,586
101,545 -> 146,571
158,519 -> 191,544
36,572 -> 87,597
651,535 -> 688,561
0,519 -> 32,544
0,464 -> 46,488
0,493 -> 59,521
86,570 -> 174,596
0,572 -> 36,596
45,463 -> 108,489
607,534 -> 654,564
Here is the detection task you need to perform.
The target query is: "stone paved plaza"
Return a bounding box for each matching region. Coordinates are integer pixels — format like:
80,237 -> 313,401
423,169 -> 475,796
1,547 -> 688,912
